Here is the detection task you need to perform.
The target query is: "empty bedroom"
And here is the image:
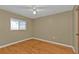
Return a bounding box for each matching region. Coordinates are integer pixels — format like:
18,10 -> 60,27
0,5 -> 78,54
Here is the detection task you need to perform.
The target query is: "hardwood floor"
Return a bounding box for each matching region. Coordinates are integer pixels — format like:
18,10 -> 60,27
0,39 -> 74,54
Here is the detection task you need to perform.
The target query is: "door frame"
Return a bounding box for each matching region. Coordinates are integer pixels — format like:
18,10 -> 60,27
73,5 -> 79,54
77,6 -> 79,53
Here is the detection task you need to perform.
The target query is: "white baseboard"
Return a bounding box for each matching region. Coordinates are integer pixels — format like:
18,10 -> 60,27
32,37 -> 76,53
0,37 -> 33,48
0,37 -> 76,53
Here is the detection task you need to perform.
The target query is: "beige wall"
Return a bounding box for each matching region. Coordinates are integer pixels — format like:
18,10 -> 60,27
0,8 -> 74,48
33,11 -> 73,46
0,9 -> 32,45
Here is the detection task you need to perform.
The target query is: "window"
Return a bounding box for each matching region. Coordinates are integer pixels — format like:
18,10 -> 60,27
10,18 -> 26,30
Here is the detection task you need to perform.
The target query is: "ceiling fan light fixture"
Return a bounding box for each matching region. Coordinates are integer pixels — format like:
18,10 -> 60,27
33,10 -> 37,15
32,6 -> 37,15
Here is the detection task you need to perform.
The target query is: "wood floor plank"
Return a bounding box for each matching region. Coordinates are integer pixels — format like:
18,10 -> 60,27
0,39 -> 74,54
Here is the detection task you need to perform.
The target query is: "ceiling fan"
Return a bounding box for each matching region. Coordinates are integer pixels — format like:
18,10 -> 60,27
16,5 -> 47,15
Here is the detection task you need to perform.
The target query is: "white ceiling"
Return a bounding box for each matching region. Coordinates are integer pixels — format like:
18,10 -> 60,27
0,5 -> 74,19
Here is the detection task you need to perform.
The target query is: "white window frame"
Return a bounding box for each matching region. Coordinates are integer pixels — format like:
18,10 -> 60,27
10,18 -> 26,30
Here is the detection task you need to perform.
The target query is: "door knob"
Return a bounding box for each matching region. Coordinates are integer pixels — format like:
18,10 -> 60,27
76,33 -> 79,36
